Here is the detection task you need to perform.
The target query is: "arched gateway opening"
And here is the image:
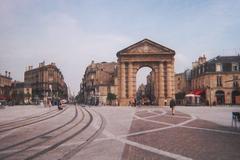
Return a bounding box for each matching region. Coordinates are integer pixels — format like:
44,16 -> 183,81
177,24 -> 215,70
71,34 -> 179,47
117,39 -> 175,106
136,67 -> 155,105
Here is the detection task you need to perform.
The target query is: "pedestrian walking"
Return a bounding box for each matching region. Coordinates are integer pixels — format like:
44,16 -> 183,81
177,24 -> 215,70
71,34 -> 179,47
58,100 -> 63,110
170,99 -> 176,115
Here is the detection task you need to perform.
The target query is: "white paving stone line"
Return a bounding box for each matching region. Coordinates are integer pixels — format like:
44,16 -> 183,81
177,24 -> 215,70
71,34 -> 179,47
133,114 -> 174,126
120,138 -> 192,160
181,126 -> 240,136
148,109 -> 192,119
0,130 -> 193,160
102,130 -> 192,160
1,113 -> 195,159
146,109 -> 192,119
122,116 -> 197,138
163,114 -> 192,119
135,110 -> 240,136
143,110 -> 167,119
4,116 -> 239,155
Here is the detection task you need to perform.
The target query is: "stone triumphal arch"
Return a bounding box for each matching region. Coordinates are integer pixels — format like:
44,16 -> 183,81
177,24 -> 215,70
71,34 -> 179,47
117,39 -> 175,106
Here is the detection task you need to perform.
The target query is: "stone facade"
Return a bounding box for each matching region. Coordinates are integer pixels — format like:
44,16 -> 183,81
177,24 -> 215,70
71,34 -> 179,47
117,39 -> 175,106
24,62 -> 68,102
80,61 -> 118,105
177,55 -> 240,105
175,70 -> 191,94
80,39 -> 176,106
11,81 -> 32,105
191,55 -> 240,105
145,71 -> 155,104
0,71 -> 12,101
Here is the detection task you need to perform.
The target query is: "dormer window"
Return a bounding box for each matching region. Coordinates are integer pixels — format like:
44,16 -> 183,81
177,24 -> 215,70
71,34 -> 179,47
216,63 -> 222,72
232,63 -> 238,71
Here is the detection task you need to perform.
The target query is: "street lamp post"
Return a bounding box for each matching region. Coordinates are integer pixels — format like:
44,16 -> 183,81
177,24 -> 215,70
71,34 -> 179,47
207,75 -> 212,107
207,86 -> 212,107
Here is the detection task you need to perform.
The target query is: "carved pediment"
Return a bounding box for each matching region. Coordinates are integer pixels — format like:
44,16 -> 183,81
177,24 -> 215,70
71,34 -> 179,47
126,43 -> 164,54
117,39 -> 175,56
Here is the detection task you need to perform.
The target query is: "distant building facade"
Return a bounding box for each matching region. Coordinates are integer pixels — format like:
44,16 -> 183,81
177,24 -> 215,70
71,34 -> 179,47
175,72 -> 187,94
176,55 -> 240,105
24,61 -> 68,103
80,61 -> 118,105
191,55 -> 240,105
0,71 -> 12,101
11,81 -> 32,105
144,71 -> 155,104
175,70 -> 191,93
136,84 -> 146,105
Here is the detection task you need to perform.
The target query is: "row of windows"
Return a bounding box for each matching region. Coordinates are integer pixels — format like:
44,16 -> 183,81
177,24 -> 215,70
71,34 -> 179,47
192,75 -> 239,89
216,75 -> 239,87
192,63 -> 240,78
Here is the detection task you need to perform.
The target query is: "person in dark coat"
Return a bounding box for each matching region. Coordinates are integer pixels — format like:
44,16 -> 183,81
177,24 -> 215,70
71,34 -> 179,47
170,99 -> 176,115
58,100 -> 63,110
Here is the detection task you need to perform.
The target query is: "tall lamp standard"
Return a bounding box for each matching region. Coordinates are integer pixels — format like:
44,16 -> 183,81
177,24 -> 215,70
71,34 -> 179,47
206,86 -> 212,107
207,75 -> 212,107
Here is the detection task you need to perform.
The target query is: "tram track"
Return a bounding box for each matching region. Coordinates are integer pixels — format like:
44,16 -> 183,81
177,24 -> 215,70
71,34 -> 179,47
59,108 -> 105,160
0,106 -> 105,160
0,106 -> 78,152
0,109 -> 58,127
0,106 -> 81,160
22,106 -> 91,160
0,107 -> 68,133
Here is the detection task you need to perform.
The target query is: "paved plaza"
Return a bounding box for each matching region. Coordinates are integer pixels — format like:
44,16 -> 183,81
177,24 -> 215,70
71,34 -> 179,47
0,105 -> 239,160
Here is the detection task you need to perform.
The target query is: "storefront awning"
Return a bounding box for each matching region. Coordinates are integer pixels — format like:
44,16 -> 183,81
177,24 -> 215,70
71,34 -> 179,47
192,90 -> 205,95
0,95 -> 7,100
185,94 -> 200,97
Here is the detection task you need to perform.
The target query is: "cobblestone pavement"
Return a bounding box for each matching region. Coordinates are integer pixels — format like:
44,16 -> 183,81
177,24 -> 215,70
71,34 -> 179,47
121,108 -> 240,160
0,105 -> 239,160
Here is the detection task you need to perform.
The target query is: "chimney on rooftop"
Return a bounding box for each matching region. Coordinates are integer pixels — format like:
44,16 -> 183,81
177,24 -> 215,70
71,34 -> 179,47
39,61 -> 45,67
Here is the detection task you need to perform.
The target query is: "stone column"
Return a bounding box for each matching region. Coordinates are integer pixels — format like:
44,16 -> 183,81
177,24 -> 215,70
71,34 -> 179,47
128,63 -> 133,99
132,67 -> 137,98
154,67 -> 159,103
120,62 -> 126,98
171,61 -> 175,98
158,62 -> 164,106
167,62 -> 172,99
117,62 -> 121,102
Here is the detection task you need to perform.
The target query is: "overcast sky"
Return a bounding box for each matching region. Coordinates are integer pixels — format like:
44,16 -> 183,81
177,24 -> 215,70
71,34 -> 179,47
1,0 -> 240,94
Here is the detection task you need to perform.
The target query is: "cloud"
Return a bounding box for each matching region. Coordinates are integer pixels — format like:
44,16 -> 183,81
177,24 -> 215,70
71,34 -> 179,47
1,0 -> 240,94
0,10 -> 132,93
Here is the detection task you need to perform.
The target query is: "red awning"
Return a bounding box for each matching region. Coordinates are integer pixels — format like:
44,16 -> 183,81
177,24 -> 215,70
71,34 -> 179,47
192,90 -> 205,95
0,95 -> 7,100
